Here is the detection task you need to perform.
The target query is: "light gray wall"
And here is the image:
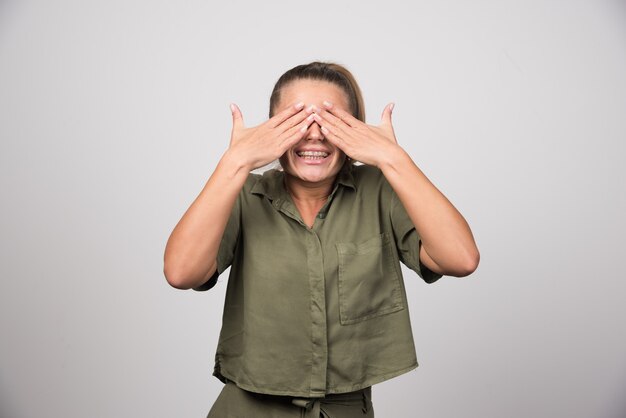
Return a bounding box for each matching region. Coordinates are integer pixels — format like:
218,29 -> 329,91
1,1 -> 625,417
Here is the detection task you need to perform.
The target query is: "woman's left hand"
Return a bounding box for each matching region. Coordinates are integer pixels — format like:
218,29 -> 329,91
316,101 -> 479,277
312,101 -> 401,167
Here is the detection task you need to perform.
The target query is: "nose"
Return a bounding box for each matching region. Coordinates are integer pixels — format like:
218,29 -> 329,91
305,122 -> 325,141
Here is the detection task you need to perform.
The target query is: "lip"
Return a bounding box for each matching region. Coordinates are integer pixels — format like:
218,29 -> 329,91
295,147 -> 332,153
293,148 -> 331,165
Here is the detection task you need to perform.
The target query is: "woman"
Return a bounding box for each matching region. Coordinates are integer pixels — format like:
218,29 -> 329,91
163,62 -> 479,417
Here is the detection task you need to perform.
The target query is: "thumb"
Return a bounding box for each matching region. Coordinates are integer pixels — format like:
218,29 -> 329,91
380,102 -> 394,127
230,103 -> 244,130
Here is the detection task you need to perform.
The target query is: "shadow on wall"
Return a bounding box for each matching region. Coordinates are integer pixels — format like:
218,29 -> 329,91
0,0 -> 20,41
606,374 -> 626,418
0,393 -> 18,418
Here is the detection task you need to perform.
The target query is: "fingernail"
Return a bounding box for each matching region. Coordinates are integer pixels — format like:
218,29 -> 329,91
306,105 -> 315,113
389,103 -> 395,112
295,102 -> 305,109
323,101 -> 333,108
321,126 -> 329,134
230,103 -> 236,112
307,114 -> 315,122
300,125 -> 308,133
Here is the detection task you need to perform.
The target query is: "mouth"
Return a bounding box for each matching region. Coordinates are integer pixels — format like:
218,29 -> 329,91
295,150 -> 330,160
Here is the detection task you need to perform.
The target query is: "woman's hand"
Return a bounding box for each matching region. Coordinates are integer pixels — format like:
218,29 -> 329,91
312,101 -> 401,167
315,100 -> 479,276
227,101 -> 315,171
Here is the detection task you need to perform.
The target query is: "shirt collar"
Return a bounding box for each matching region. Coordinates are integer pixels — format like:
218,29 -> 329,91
336,163 -> 357,190
250,163 -> 356,201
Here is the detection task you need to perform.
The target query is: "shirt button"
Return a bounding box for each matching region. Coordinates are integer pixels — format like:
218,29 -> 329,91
318,213 -> 326,219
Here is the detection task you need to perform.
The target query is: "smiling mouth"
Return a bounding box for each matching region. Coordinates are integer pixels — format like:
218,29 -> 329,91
296,151 -> 329,160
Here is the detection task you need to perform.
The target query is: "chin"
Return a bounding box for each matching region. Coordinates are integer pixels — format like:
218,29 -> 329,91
284,167 -> 336,184
295,170 -> 333,183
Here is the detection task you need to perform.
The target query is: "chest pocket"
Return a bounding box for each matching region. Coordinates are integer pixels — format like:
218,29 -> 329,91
336,232 -> 404,325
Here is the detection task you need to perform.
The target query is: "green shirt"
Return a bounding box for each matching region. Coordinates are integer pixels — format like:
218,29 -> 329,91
196,163 -> 442,397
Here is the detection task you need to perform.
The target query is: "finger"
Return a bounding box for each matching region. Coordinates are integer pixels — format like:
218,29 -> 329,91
278,115 -> 315,146
275,107 -> 314,134
313,111 -> 355,141
379,103 -> 398,144
320,125 -> 350,155
380,103 -> 394,127
230,103 -> 244,130
277,120 -> 313,152
322,100 -> 360,127
268,101 -> 305,128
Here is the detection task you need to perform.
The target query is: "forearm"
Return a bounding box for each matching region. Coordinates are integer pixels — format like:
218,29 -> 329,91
379,147 -> 479,277
163,151 -> 250,289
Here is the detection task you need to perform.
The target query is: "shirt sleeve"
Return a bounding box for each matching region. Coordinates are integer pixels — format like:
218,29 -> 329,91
192,186 -> 243,291
390,190 -> 443,284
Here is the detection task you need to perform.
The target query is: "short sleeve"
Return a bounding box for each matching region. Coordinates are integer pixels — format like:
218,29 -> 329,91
192,188 -> 242,291
390,191 -> 443,284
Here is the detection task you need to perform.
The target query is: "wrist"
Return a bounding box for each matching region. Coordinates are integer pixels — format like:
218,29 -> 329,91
376,144 -> 408,172
220,148 -> 254,179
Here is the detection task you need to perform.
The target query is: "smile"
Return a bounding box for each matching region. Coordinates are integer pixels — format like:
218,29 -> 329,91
296,151 -> 329,159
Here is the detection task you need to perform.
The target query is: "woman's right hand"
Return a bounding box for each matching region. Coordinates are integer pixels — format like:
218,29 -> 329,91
226,101 -> 315,170
164,102 -> 314,290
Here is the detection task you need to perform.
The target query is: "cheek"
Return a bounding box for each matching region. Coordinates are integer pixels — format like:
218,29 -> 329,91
333,153 -> 347,170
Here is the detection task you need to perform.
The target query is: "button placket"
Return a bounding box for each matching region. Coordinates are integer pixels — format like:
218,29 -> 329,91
305,230 -> 328,394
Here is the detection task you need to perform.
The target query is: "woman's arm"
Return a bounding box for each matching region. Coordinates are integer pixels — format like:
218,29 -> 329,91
163,153 -> 249,289
163,102 -> 315,289
379,149 -> 479,277
313,101 -> 479,277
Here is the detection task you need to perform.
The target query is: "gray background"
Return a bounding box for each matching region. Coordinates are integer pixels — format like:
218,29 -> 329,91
1,0 -> 625,417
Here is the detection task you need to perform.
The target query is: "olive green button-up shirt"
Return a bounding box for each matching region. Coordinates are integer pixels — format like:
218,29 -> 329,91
196,164 -> 442,397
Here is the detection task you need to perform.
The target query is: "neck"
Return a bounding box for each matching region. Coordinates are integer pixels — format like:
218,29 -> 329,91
284,173 -> 335,203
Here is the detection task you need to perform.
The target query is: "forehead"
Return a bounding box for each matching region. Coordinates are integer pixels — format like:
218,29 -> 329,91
278,79 -> 350,111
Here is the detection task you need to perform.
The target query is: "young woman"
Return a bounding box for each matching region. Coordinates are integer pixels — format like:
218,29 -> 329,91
163,62 -> 480,417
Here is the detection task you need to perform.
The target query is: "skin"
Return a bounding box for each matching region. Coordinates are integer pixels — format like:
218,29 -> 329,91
311,95 -> 480,276
163,78 -> 479,290
276,80 -> 351,227
163,94 -> 315,289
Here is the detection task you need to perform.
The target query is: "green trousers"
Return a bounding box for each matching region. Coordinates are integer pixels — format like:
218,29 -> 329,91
207,381 -> 374,418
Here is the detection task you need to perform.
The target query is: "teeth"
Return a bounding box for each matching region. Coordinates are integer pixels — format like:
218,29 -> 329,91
297,151 -> 329,158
